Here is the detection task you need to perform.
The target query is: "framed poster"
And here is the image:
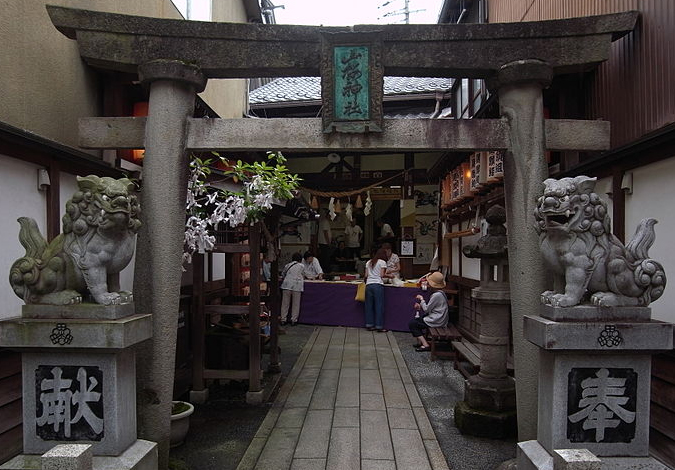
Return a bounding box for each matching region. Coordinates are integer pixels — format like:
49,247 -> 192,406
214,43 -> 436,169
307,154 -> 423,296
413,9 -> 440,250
415,215 -> 438,243
414,243 -> 435,265
400,239 -> 416,257
414,185 -> 439,214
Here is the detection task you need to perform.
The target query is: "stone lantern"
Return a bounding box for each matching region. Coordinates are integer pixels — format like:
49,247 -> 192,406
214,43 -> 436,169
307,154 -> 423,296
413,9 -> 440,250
454,204 -> 517,438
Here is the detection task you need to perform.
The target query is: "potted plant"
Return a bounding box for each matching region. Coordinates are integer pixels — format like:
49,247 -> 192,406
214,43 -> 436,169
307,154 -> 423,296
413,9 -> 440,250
170,400 -> 194,447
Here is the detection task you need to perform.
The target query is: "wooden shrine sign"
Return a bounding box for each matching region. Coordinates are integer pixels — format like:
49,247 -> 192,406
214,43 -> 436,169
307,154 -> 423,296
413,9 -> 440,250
321,32 -> 384,134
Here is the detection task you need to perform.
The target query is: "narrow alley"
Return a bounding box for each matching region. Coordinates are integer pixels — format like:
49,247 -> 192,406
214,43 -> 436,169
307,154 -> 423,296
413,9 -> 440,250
237,327 -> 448,470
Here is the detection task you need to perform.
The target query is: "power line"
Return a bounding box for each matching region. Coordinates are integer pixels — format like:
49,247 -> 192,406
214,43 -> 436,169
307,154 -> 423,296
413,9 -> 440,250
377,0 -> 425,24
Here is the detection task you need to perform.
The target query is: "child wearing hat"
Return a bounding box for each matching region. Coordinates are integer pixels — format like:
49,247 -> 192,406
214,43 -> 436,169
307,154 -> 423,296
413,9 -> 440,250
409,271 -> 449,352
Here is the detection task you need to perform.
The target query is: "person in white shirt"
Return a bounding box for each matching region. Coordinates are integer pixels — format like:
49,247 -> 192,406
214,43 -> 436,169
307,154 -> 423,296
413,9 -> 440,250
317,210 -> 332,269
302,251 -> 324,280
344,219 -> 363,258
280,252 -> 305,325
364,247 -> 394,332
377,219 -> 395,243
382,242 -> 400,279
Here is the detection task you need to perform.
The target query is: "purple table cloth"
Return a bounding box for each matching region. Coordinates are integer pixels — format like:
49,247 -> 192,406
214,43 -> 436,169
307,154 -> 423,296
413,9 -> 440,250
299,281 -> 425,332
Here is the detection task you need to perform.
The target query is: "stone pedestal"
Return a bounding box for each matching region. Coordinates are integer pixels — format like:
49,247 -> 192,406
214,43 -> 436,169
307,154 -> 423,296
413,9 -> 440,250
517,305 -> 673,469
0,305 -> 157,470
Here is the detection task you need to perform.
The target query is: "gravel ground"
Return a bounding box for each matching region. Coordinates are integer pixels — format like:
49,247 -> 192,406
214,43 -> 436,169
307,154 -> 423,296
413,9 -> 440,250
392,330 -> 516,470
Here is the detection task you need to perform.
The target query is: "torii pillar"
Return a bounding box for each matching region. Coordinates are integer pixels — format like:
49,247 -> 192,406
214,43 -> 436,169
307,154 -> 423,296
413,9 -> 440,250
498,59 -> 553,440
133,60 -> 206,469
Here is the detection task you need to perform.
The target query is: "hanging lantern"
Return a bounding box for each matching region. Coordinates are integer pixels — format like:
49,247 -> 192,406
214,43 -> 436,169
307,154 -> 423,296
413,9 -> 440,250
355,194 -> 363,209
310,195 -> 319,209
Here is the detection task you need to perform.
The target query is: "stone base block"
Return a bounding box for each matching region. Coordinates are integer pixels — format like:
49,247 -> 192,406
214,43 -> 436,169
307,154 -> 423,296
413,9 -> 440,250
246,390 -> 265,405
465,375 -> 516,411
553,449 -> 601,469
0,314 -> 152,350
524,315 -> 673,351
517,440 -> 669,470
0,440 -> 157,470
42,444 -> 92,470
454,400 -> 517,439
22,303 -> 135,321
540,305 -> 651,323
189,388 -> 209,405
517,440 -> 552,470
537,352 -> 651,457
22,350 -> 137,456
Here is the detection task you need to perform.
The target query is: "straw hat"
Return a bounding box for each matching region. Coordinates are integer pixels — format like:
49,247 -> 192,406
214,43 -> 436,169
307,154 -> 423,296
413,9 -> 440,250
425,272 -> 446,289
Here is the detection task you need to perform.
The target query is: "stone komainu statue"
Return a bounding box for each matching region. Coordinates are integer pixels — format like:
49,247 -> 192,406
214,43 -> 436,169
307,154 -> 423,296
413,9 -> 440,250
534,175 -> 666,307
9,176 -> 141,306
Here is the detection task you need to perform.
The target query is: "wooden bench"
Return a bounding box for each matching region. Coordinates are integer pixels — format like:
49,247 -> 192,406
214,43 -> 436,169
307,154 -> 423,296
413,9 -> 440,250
428,324 -> 462,361
451,338 -> 514,378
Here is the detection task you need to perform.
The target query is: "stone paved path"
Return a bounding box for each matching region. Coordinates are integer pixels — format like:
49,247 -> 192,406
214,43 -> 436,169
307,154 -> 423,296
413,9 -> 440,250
236,326 -> 450,470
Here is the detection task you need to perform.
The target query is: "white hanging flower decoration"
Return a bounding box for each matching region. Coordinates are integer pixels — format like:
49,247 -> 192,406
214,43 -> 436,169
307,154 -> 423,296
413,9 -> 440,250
328,197 -> 337,220
345,203 -> 353,222
364,191 -> 372,216
183,152 -> 300,268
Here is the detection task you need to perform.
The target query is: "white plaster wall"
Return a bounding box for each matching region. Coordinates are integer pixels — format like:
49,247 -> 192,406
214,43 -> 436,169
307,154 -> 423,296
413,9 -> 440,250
0,156 -> 48,319
595,175 -> 613,233
59,173 -> 79,220
624,157 -> 675,323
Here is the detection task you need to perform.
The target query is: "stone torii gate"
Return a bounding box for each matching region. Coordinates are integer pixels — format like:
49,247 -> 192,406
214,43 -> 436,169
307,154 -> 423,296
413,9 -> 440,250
47,6 -> 636,466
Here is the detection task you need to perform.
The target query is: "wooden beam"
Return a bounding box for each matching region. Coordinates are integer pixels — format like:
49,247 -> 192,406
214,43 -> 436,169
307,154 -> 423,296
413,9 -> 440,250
204,305 -> 249,315
80,117 -> 611,152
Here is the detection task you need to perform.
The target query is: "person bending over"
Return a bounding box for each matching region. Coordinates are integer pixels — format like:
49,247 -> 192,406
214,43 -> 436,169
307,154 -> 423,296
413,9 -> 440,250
409,271 -> 448,352
281,252 -> 305,326
302,251 -> 324,280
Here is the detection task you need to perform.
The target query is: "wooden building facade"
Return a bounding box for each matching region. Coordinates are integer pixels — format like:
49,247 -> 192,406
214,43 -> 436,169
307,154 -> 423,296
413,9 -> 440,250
438,0 -> 675,465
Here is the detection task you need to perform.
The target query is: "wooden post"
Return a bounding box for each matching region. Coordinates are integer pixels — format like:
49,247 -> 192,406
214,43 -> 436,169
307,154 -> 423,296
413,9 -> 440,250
612,167 -> 626,243
268,215 -> 281,373
46,162 -> 61,242
190,253 -> 205,393
248,223 -> 262,393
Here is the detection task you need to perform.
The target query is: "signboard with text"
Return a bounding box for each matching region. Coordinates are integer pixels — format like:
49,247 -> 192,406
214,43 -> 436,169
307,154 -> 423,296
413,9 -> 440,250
321,32 -> 383,134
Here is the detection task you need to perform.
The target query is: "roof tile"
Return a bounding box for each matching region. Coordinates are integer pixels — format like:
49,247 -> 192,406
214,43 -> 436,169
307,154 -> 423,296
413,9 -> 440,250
249,76 -> 453,105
